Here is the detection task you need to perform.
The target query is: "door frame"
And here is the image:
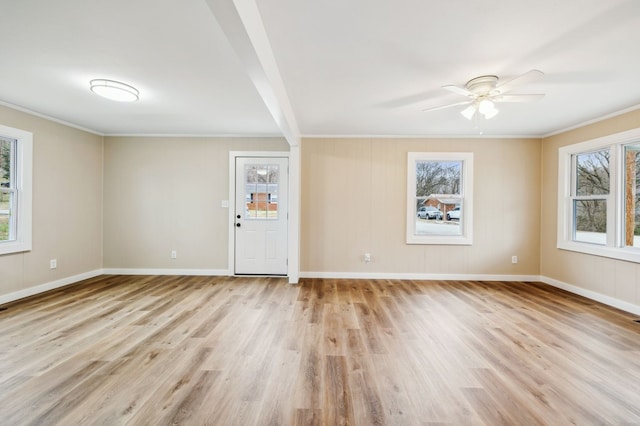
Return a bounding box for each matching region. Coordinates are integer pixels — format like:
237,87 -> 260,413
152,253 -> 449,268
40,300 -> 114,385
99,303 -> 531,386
228,150 -> 299,282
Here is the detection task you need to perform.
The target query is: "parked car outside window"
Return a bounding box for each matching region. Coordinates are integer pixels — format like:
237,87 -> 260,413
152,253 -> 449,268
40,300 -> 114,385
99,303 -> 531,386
446,206 -> 461,220
417,206 -> 443,220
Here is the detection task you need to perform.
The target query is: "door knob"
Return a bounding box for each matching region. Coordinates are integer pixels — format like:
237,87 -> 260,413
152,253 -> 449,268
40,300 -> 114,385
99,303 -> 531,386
236,214 -> 241,219
236,223 -> 241,228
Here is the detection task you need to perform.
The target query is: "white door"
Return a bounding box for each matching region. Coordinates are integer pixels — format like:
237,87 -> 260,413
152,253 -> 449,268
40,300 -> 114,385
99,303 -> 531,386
234,157 -> 288,275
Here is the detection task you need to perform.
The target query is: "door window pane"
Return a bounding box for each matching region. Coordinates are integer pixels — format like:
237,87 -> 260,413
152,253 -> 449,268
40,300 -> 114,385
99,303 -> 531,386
245,164 -> 279,220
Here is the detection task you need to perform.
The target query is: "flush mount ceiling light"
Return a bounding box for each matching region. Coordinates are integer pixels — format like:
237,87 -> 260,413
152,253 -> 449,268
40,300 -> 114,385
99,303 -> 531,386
89,79 -> 139,102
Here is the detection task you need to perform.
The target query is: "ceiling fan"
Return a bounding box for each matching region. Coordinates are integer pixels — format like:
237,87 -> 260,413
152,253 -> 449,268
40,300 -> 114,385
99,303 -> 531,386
423,69 -> 545,120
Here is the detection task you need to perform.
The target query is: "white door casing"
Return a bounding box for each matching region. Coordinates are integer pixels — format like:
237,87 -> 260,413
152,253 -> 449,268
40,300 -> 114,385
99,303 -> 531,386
234,156 -> 288,275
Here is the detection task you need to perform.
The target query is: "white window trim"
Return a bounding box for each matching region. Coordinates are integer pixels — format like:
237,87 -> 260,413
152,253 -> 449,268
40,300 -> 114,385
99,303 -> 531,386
557,127 -> 640,262
406,152 -> 473,245
0,124 -> 33,256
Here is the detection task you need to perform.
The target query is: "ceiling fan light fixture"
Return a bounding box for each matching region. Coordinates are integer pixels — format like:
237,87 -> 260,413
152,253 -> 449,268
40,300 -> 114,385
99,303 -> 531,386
476,99 -> 499,119
430,70 -> 544,121
478,99 -> 494,114
461,104 -> 477,120
483,106 -> 499,120
460,100 -> 499,121
90,79 -> 139,102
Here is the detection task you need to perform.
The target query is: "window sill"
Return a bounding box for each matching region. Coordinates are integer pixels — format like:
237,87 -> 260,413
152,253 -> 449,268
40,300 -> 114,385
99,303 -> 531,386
407,235 -> 473,245
0,240 -> 31,256
557,240 -> 640,263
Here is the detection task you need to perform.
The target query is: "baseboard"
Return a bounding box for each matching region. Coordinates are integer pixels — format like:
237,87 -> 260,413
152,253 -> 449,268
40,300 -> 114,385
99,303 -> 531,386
4,268 -> 637,317
0,269 -> 104,305
300,271 -> 541,282
301,271 -> 640,316
102,268 -> 231,276
540,275 -> 640,316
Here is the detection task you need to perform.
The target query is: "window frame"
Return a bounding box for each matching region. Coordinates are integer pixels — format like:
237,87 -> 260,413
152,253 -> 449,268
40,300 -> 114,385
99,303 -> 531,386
0,124 -> 33,256
557,127 -> 640,262
406,152 -> 474,245
570,148 -> 613,246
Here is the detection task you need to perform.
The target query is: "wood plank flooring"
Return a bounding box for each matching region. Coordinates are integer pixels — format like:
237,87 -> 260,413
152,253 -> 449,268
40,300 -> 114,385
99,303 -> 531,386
1,275 -> 639,425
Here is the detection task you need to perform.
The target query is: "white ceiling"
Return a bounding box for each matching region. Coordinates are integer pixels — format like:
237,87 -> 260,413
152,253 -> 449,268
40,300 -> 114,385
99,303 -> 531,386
1,0 -> 639,138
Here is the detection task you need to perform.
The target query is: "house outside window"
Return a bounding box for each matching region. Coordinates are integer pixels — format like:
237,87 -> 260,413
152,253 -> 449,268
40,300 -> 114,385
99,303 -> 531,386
406,152 -> 473,245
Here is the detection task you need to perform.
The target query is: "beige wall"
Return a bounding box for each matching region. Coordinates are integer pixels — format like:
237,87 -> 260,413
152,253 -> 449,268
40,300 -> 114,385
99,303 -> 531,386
301,137 -> 541,275
5,96 -> 638,308
541,109 -> 640,306
102,136 -> 288,270
0,105 -> 103,298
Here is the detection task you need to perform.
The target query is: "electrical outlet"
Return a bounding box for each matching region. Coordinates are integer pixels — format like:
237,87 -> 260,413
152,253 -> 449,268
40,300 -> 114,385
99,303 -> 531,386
364,253 -> 371,263
511,255 -> 518,264
171,250 -> 177,259
50,259 -> 57,269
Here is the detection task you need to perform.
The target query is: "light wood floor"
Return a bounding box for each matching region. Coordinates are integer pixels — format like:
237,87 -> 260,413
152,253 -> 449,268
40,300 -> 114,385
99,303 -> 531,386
1,276 -> 640,425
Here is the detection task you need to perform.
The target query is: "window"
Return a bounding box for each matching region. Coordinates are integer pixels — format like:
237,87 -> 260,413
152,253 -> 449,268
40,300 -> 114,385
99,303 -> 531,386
557,127 -> 640,262
0,124 -> 33,255
572,149 -> 610,244
406,152 -> 473,245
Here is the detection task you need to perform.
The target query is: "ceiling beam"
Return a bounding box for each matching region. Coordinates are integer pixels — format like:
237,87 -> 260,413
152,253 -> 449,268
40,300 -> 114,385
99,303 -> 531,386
206,0 -> 300,146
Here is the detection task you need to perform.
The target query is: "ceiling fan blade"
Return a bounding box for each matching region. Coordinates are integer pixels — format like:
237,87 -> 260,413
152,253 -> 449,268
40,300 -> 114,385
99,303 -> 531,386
441,85 -> 473,97
422,100 -> 473,112
493,69 -> 544,94
493,94 -> 545,103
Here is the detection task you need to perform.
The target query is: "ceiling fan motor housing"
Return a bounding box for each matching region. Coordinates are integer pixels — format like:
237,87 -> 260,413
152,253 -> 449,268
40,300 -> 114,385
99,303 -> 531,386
465,75 -> 499,96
